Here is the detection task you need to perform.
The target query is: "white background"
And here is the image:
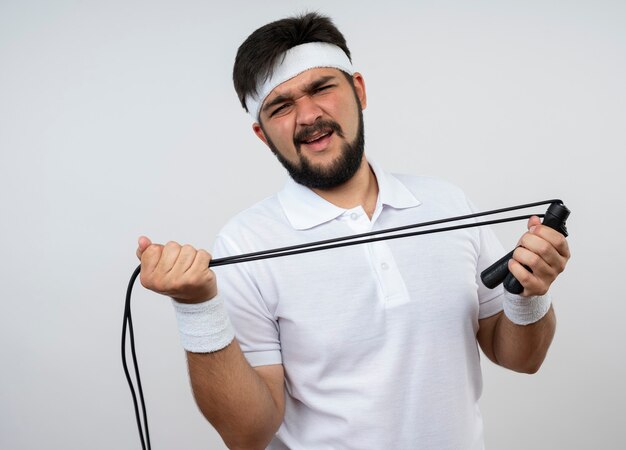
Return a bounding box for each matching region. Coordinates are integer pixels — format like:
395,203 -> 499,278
1,0 -> 624,449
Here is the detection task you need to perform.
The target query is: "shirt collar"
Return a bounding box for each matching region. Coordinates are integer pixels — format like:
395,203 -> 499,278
277,158 -> 421,230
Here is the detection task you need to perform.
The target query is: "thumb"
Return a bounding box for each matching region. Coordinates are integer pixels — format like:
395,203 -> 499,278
527,215 -> 542,232
136,235 -> 153,259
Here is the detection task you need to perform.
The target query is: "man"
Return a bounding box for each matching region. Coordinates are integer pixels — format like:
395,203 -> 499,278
137,13 -> 570,450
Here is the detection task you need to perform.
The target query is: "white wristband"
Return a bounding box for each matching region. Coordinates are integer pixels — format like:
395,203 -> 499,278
171,295 -> 235,353
503,290 -> 552,325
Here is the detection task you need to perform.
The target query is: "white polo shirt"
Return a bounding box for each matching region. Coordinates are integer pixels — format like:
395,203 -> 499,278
212,159 -> 505,450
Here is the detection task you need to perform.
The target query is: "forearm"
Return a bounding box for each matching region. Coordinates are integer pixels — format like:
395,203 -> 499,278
492,306 -> 556,374
187,339 -> 283,450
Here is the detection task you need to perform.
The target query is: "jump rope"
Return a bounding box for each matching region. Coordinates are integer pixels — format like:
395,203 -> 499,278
122,199 -> 570,449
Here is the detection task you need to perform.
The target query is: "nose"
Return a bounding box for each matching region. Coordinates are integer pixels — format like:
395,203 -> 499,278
295,95 -> 323,126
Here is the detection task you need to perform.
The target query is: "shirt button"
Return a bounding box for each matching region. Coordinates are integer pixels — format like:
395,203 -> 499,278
350,212 -> 358,220
381,262 -> 389,270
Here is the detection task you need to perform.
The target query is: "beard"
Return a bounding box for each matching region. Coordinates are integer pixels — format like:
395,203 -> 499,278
262,105 -> 365,190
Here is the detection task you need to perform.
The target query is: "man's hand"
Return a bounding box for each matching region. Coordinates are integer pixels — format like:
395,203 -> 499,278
136,236 -> 217,303
508,216 -> 571,297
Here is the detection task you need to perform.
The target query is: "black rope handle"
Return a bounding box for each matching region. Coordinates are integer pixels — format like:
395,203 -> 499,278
121,198 -> 563,449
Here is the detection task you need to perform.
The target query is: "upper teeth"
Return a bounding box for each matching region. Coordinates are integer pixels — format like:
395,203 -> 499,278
305,132 -> 329,143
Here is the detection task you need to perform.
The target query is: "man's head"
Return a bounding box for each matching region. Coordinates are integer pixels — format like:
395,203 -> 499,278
233,13 -> 352,116
232,13 -> 368,190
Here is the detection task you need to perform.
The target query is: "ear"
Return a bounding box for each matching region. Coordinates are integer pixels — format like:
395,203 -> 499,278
252,122 -> 269,146
352,72 -> 367,110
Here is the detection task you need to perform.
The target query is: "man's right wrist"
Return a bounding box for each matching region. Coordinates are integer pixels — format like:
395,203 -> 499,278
171,294 -> 235,353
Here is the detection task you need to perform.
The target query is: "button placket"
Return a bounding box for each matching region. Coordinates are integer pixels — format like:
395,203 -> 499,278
370,241 -> 410,306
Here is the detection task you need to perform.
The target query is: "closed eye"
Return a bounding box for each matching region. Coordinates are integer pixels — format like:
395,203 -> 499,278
314,84 -> 334,93
267,82 -> 336,117
270,103 -> 292,117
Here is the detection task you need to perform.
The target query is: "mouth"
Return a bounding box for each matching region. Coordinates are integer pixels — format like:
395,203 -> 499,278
302,130 -> 333,145
299,129 -> 334,152
294,120 -> 343,153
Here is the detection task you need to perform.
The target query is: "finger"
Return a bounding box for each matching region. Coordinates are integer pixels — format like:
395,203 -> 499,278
136,235 -> 153,259
515,216 -> 542,246
192,249 -> 212,273
512,245 -> 556,281
527,215 -> 542,230
141,243 -> 164,275
170,244 -> 197,275
530,224 -> 571,259
518,232 -> 567,272
167,250 -> 215,302
183,249 -> 212,285
155,241 -> 182,274
189,249 -> 217,299
508,258 -> 547,296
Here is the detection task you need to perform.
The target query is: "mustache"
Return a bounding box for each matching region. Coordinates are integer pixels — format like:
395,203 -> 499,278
293,119 -> 345,147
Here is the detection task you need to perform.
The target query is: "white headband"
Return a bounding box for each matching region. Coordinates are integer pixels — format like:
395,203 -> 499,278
245,42 -> 354,121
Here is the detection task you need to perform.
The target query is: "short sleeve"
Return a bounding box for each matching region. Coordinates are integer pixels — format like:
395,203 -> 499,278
212,234 -> 283,367
464,197 -> 507,320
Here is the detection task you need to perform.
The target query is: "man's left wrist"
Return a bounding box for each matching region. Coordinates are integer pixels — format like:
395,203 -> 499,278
503,291 -> 552,325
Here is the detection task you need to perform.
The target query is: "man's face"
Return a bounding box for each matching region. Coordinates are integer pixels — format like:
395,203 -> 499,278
253,68 -> 367,190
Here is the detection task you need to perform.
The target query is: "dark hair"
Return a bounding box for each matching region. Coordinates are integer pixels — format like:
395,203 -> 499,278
233,12 -> 352,112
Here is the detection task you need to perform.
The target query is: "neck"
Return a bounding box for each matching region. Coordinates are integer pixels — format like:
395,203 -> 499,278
312,157 -> 379,219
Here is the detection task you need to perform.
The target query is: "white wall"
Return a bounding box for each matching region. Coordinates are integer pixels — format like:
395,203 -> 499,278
1,0 -> 624,448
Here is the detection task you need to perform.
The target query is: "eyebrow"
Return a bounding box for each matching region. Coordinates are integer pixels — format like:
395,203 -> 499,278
262,75 -> 337,114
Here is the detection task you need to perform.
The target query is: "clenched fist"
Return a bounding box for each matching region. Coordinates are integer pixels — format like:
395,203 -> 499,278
508,216 -> 571,297
136,236 -> 218,303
